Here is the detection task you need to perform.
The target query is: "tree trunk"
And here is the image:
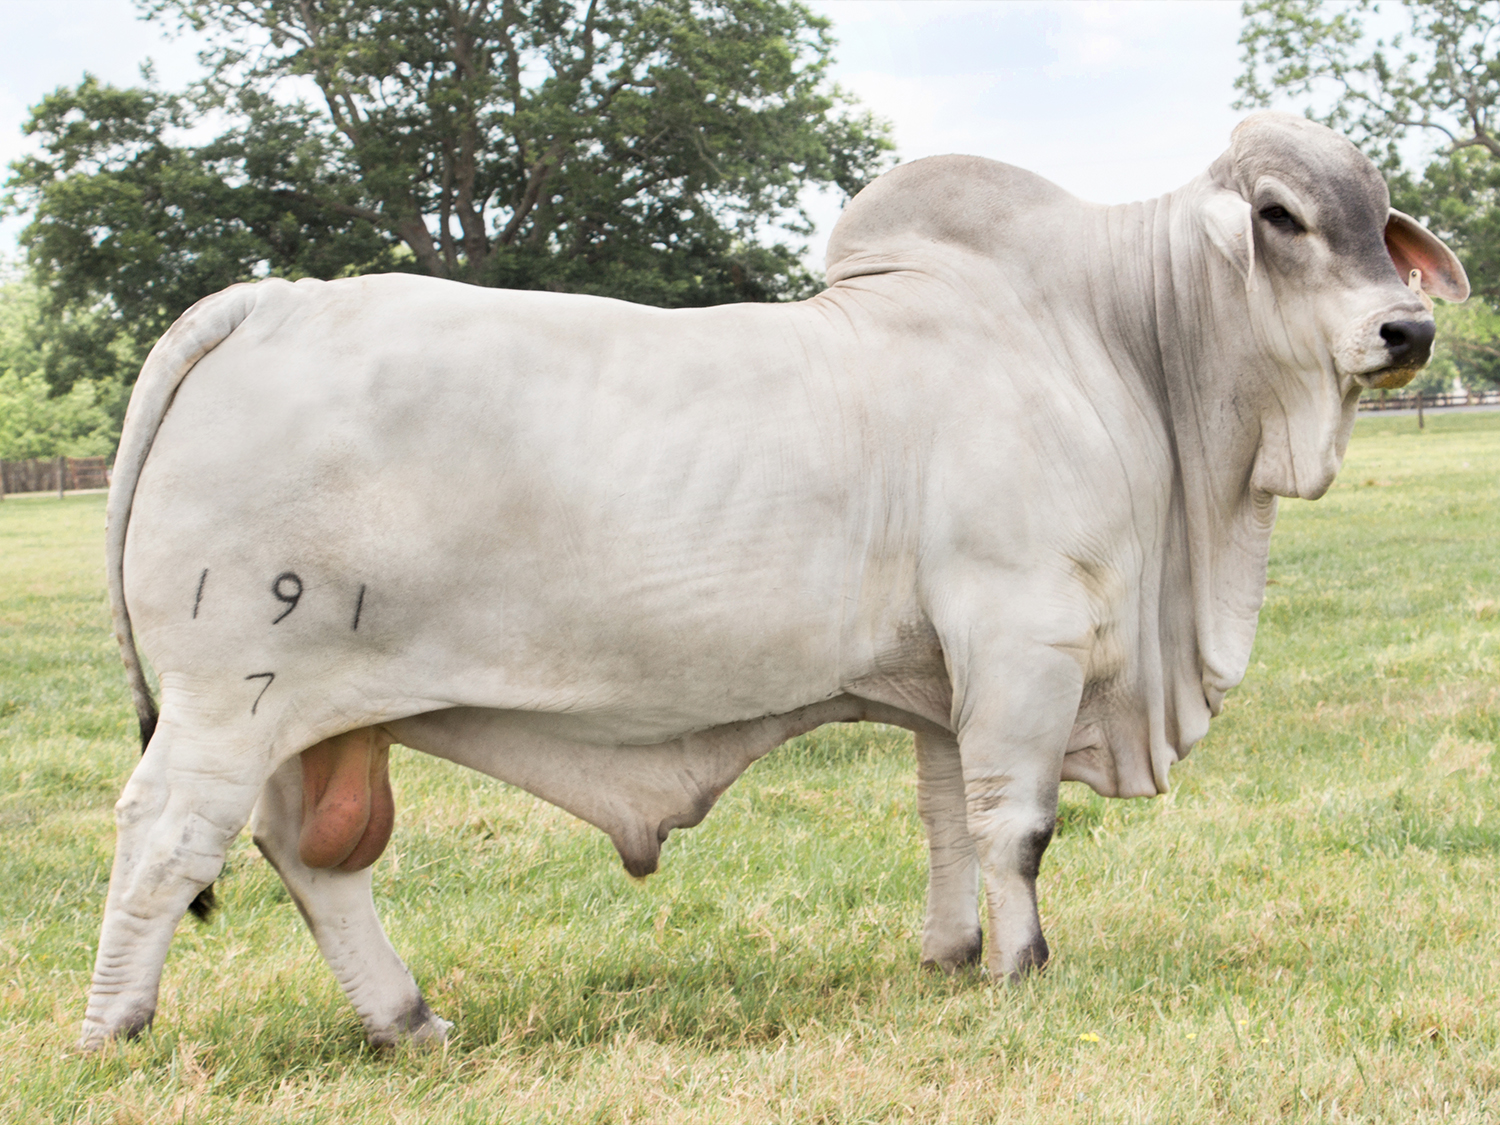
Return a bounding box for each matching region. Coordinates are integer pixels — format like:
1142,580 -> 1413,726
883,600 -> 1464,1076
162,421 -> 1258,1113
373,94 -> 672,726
394,217 -> 450,278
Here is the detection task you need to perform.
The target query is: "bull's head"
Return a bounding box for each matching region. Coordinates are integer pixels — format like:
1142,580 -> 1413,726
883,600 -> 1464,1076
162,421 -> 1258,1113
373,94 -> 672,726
1195,112 -> 1468,499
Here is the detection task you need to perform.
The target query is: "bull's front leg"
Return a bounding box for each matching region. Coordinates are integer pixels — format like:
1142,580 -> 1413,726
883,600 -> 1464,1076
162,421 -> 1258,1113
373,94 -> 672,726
949,641 -> 1082,980
249,734 -> 449,1047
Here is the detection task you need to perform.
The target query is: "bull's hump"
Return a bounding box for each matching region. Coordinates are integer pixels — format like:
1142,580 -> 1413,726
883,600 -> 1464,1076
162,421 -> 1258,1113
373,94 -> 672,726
825,155 -> 1078,283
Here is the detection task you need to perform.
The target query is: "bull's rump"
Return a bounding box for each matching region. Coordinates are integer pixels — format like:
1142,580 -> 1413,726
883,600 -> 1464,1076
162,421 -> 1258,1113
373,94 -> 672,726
123,275 -> 911,742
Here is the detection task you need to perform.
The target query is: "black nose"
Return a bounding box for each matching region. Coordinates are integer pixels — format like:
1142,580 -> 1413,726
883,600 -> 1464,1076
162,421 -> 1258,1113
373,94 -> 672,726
1379,319 -> 1436,366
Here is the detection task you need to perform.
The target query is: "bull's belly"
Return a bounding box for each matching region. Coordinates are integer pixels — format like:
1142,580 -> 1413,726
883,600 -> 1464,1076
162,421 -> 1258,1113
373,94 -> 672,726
385,681 -> 950,876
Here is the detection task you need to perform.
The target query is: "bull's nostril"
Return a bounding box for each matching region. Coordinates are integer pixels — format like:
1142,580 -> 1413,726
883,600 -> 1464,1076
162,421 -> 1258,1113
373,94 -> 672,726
1380,319 -> 1436,365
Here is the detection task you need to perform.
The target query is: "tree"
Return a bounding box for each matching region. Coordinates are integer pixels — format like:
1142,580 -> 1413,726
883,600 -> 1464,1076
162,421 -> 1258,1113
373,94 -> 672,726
0,274 -> 123,459
5,0 -> 893,392
1425,297 -> 1500,388
1237,1 -> 1500,170
5,76 -> 397,391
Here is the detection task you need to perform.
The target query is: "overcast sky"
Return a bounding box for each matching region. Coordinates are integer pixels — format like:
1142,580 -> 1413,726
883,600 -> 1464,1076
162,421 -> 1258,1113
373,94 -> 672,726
0,0 -> 1250,267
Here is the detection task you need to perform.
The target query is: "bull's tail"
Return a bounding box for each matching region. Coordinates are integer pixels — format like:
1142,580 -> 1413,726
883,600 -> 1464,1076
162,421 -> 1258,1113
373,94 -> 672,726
107,282 -> 268,919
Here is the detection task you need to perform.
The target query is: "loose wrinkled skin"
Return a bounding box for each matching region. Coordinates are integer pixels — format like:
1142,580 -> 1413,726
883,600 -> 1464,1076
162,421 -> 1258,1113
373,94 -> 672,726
83,113 -> 1465,1050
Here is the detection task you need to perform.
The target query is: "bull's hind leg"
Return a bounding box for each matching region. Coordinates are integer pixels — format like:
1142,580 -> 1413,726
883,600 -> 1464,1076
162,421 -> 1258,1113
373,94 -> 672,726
249,748 -> 450,1047
914,732 -> 982,970
80,719 -> 271,1048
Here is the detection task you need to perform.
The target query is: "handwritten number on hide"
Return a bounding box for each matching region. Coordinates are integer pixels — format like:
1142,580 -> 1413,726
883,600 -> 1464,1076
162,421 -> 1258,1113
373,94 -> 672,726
192,568 -> 208,619
245,672 -> 275,715
271,572 -> 303,623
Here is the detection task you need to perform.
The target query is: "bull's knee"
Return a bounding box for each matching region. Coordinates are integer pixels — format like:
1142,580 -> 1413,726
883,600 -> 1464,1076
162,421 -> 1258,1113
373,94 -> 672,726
298,728 -> 394,870
112,775 -> 167,835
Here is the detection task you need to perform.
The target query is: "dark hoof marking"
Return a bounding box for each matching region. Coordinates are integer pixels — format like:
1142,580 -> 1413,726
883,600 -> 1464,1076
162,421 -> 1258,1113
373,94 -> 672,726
1006,933 -> 1051,982
398,997 -> 438,1035
119,1008 -> 155,1041
369,997 -> 447,1047
187,884 -> 217,922
1017,822 -> 1056,883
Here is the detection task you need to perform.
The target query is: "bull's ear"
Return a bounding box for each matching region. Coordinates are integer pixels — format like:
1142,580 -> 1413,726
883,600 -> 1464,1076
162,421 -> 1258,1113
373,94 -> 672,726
1386,209 -> 1469,302
1200,189 -> 1257,292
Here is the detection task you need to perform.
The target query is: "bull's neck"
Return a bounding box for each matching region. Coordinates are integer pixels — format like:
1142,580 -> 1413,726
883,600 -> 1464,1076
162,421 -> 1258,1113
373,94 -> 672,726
1085,184 -> 1279,700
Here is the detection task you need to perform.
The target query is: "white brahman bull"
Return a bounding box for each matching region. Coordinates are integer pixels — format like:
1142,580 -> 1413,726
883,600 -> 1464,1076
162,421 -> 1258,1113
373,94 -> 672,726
82,112 -> 1466,1048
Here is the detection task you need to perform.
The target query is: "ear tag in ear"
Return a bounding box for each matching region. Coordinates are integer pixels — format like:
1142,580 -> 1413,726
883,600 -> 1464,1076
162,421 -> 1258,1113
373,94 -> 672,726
1408,269 -> 1435,312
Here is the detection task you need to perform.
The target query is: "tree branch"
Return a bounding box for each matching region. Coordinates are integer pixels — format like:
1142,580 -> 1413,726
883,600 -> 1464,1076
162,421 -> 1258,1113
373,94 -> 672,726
271,188 -> 383,225
497,140 -> 566,246
395,215 -> 448,277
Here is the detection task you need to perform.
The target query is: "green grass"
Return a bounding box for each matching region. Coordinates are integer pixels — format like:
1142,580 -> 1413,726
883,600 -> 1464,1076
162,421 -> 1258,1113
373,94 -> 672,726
1,410 -> 1498,1123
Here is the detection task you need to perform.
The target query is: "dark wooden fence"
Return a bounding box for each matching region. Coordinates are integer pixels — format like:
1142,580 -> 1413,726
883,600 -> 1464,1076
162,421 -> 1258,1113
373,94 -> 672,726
1358,388 -> 1500,411
0,457 -> 110,497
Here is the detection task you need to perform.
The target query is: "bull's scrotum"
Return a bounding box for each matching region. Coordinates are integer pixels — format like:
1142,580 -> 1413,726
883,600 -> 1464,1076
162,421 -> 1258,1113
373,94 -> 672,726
81,112 -> 1465,1050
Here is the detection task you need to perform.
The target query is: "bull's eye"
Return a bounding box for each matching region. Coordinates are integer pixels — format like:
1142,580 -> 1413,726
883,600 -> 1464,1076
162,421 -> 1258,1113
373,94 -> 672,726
1258,204 -> 1305,233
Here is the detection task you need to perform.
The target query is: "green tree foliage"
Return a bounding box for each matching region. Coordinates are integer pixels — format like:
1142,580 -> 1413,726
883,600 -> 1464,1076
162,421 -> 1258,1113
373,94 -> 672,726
4,0 -> 893,393
0,276 -> 123,459
1236,0 -> 1500,170
1237,0 -> 1500,387
1425,296 -> 1500,390
5,77 -> 396,391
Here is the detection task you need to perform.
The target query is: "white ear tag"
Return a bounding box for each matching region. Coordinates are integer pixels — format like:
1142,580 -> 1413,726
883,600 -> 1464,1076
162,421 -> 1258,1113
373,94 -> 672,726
1408,268 -> 1434,312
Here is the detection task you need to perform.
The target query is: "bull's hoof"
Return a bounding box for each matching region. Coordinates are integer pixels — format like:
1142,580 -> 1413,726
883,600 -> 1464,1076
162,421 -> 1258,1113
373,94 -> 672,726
996,932 -> 1051,982
408,1013 -> 452,1045
920,927 -> 983,973
77,1008 -> 153,1052
366,998 -> 451,1048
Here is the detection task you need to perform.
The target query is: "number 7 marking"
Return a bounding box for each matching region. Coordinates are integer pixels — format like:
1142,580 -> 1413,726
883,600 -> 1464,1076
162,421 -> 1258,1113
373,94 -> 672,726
245,672 -> 276,715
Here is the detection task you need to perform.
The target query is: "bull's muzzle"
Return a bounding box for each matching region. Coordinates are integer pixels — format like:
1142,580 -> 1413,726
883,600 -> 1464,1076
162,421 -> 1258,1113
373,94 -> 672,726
1380,319 -> 1435,368
1359,318 -> 1437,390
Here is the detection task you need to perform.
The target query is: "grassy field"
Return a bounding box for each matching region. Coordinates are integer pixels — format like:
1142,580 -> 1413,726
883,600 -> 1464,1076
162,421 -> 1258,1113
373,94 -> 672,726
1,411 -> 1497,1124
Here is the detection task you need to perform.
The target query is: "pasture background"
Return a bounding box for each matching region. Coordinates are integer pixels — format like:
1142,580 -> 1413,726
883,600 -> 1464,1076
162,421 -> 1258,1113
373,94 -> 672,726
1,413 -> 1497,1124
